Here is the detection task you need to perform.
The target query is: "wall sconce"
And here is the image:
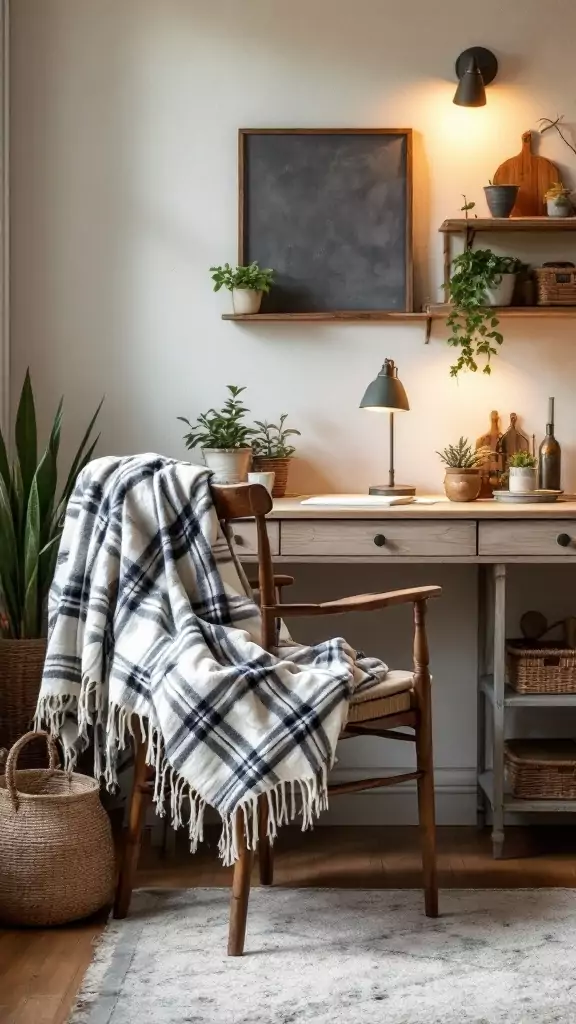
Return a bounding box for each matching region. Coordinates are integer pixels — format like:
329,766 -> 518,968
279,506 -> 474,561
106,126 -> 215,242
453,47 -> 498,107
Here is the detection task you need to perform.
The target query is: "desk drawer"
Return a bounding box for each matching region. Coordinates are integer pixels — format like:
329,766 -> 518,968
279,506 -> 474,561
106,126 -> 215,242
281,520 -> 475,558
479,520 -> 576,557
232,521 -> 279,556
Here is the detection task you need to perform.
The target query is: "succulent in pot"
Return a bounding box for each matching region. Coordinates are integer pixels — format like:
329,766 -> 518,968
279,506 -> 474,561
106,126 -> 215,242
210,261 -> 275,314
544,182 -> 573,218
437,437 -> 493,502
0,371 -> 103,763
178,385 -> 255,484
251,415 -> 301,498
446,247 -> 523,377
507,450 -> 538,494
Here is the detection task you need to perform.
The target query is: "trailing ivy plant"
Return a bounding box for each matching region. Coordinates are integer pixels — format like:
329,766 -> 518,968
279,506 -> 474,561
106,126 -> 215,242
446,249 -> 522,377
178,385 -> 256,451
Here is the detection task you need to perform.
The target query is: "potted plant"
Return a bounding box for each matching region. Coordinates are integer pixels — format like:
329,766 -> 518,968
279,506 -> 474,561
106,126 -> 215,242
484,179 -> 519,219
251,415 -> 301,497
437,437 -> 493,502
210,261 -> 275,314
544,182 -> 573,217
508,450 -> 538,494
0,372 -> 102,764
446,248 -> 523,376
178,385 -> 255,483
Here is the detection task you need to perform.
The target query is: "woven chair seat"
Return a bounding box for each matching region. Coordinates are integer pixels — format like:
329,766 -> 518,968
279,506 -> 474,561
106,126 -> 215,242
348,669 -> 414,724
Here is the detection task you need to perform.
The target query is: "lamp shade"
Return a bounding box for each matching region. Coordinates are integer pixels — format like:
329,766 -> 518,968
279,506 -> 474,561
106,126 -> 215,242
453,57 -> 486,107
359,358 -> 409,412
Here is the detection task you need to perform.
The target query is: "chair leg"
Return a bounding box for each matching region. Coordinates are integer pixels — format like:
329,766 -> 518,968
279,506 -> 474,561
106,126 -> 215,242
258,795 -> 274,886
415,709 -> 438,918
413,598 -> 438,918
227,809 -> 254,956
113,735 -> 148,919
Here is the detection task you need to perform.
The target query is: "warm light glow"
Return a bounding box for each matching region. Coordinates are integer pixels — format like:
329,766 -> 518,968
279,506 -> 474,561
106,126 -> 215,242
361,406 -> 407,413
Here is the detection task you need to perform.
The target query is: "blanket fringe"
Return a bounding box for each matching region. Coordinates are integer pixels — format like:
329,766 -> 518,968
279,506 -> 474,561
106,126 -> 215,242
35,692 -> 331,867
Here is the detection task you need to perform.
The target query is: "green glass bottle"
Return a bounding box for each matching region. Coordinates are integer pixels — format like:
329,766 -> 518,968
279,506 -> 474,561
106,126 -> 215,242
538,397 -> 561,491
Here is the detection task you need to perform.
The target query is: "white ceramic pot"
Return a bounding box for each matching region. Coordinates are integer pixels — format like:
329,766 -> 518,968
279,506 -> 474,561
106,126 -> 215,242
202,448 -> 252,484
248,471 -> 275,496
509,466 -> 537,494
483,274 -> 517,307
547,197 -> 572,218
232,288 -> 263,314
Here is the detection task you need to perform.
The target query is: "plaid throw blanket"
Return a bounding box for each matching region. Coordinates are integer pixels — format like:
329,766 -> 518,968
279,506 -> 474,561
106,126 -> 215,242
36,455 -> 389,862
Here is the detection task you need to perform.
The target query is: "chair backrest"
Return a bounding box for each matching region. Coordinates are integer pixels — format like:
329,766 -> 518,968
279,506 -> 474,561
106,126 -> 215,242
211,483 -> 277,648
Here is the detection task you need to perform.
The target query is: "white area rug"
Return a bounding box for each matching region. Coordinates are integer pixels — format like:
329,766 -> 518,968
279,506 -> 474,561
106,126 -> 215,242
70,888 -> 576,1024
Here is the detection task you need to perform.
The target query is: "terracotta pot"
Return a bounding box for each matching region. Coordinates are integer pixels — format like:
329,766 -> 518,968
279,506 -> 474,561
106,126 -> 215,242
0,639 -> 47,769
443,468 -> 481,503
251,456 -> 291,497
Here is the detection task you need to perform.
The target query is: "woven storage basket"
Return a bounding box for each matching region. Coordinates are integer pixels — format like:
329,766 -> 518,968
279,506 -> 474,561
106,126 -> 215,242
534,265 -> 576,305
507,639 -> 576,694
0,639 -> 47,769
251,456 -> 291,498
0,731 -> 115,926
505,739 -> 576,799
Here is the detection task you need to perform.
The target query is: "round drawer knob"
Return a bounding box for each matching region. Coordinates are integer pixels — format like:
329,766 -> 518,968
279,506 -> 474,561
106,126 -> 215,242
233,534 -> 244,546
373,534 -> 387,548
557,533 -> 572,548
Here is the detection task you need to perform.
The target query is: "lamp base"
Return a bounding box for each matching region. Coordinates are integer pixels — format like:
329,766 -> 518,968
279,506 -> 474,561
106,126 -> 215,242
369,484 -> 416,497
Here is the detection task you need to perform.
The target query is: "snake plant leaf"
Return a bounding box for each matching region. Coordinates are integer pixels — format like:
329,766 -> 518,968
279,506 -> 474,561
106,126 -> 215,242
14,369 -> 38,508
52,432 -> 101,530
0,474 -> 20,634
56,397 -> 104,515
21,563 -> 39,639
0,423 -> 9,492
38,532 -> 63,605
22,475 -> 41,635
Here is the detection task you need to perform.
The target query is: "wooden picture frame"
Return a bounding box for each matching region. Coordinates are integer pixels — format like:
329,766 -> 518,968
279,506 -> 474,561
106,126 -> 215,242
238,128 -> 413,314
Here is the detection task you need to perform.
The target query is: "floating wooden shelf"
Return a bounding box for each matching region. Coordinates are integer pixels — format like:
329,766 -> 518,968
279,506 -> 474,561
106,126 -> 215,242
427,304 -> 576,319
440,217 -> 576,232
222,311 -> 429,322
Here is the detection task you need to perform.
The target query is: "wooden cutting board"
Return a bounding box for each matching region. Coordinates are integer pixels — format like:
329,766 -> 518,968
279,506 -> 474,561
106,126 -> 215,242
493,131 -> 559,216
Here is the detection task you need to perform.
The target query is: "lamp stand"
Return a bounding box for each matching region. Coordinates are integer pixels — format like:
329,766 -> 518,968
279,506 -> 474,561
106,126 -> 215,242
368,412 -> 416,497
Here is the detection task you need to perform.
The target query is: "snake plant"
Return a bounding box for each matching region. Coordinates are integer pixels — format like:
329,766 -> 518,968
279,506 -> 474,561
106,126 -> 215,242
0,371 -> 103,639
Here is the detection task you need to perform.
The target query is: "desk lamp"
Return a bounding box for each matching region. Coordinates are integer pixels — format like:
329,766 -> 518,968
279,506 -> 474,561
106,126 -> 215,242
359,358 -> 415,496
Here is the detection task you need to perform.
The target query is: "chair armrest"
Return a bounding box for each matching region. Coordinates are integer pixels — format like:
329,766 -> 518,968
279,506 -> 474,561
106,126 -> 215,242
247,574 -> 295,591
274,585 -> 442,617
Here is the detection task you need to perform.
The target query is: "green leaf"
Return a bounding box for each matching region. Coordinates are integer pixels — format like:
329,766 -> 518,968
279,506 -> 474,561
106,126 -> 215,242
0,423 -> 9,491
22,564 -> 39,638
0,474 -> 20,635
14,369 -> 37,510
55,397 -> 104,515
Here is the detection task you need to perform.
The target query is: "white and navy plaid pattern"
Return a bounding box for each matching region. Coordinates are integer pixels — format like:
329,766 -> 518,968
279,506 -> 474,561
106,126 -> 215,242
37,454 -> 389,858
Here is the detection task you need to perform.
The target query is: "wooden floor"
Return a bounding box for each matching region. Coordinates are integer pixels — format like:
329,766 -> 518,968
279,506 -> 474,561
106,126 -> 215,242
2,824 -> 576,1024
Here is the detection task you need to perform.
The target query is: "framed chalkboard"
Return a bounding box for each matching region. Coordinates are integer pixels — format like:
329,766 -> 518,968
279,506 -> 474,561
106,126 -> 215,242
239,129 -> 413,313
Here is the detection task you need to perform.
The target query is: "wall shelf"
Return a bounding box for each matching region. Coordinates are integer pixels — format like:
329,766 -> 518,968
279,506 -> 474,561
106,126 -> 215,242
440,217 -> 576,233
221,311 -> 430,322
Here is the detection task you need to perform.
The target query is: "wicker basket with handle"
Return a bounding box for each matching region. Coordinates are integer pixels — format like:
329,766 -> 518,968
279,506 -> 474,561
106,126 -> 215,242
0,639 -> 48,768
506,640 -> 576,694
0,731 -> 115,926
505,739 -> 576,799
534,264 -> 576,305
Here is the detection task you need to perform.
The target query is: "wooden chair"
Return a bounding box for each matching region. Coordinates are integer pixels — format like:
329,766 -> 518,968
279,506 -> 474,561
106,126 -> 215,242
113,482 -> 442,956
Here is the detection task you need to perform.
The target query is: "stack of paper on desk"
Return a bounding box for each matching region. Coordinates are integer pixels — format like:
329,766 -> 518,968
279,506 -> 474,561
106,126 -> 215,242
300,495 -> 440,507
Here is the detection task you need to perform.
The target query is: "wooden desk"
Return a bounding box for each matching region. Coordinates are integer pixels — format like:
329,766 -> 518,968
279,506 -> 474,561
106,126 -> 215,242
235,496 -> 576,857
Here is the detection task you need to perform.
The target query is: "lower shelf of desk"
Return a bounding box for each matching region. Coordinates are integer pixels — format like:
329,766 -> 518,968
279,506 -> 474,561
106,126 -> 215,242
479,771 -> 576,813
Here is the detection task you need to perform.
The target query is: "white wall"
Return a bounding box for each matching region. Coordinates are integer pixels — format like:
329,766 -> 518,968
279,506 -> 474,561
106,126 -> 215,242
10,0 -> 576,822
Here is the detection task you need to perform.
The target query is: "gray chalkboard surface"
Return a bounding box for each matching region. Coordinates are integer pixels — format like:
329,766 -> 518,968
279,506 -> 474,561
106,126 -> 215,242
239,129 -> 413,313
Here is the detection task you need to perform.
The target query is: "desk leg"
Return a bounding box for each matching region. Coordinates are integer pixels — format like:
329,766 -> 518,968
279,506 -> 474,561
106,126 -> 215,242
491,564 -> 507,859
476,565 -> 488,829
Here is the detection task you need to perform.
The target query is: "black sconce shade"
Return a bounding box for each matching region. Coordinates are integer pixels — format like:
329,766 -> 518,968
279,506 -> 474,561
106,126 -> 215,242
453,47 -> 498,108
359,359 -> 409,412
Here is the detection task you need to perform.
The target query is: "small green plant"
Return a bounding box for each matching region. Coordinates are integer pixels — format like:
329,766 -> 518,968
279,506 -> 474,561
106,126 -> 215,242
508,450 -> 537,469
437,437 -> 493,469
0,371 -> 103,638
544,182 -> 571,201
209,262 -> 274,293
461,195 -> 477,220
252,415 -> 301,458
446,248 -> 522,377
178,385 -> 256,451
